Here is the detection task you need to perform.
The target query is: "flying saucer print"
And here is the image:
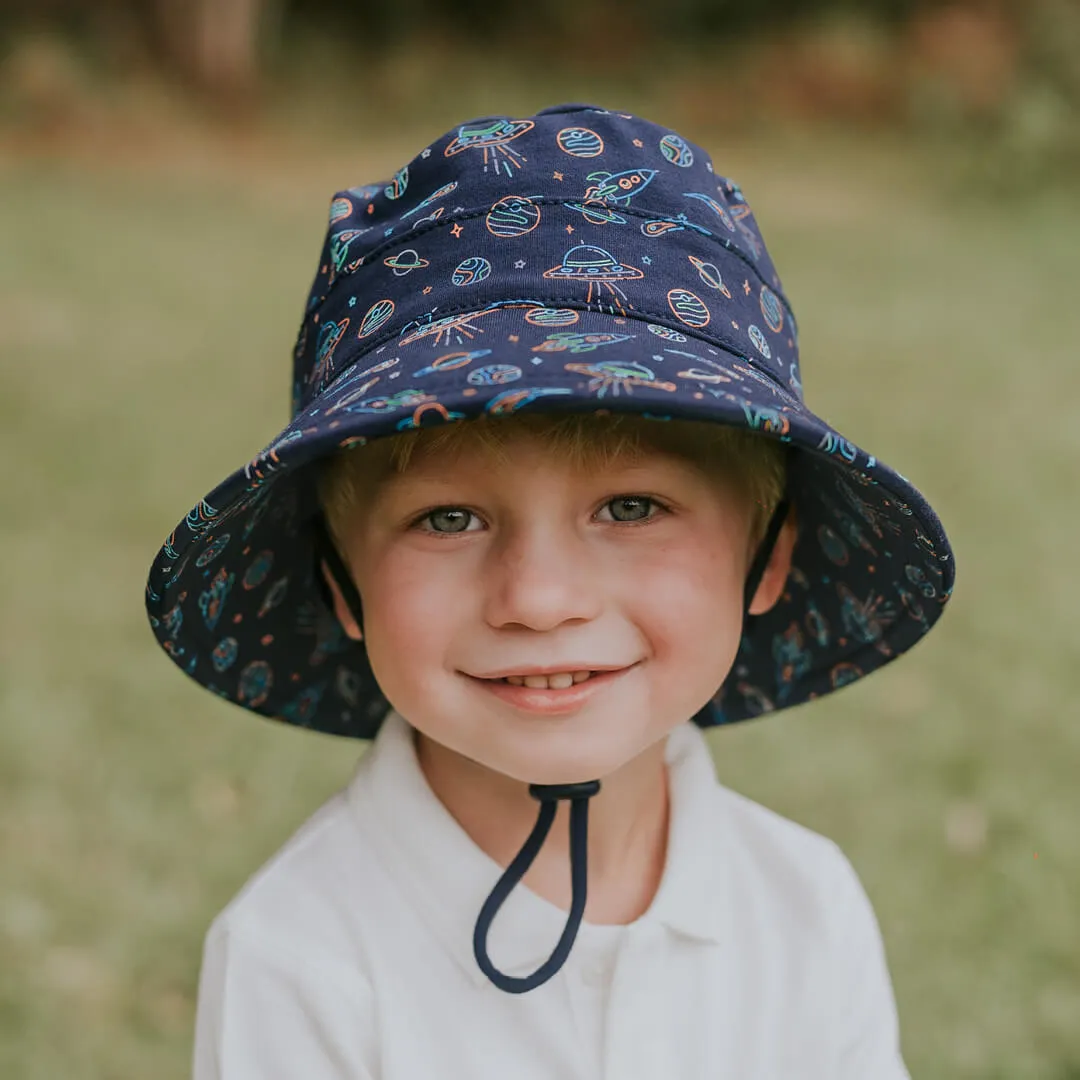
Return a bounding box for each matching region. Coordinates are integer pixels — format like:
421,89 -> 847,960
444,118 -> 534,177
383,248 -> 430,276
543,244 -> 644,315
398,306 -> 501,347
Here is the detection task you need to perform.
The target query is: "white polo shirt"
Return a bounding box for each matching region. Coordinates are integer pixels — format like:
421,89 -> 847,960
193,711 -> 911,1079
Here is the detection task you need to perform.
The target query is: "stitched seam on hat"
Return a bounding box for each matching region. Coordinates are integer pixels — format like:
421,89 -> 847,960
317,296 -> 800,404
317,198 -> 795,319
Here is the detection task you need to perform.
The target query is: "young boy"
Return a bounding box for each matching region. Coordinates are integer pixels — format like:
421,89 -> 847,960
146,103 -> 954,1078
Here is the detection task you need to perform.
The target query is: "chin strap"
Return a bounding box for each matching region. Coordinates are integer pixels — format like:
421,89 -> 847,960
473,780 -> 600,994
313,491 -> 792,996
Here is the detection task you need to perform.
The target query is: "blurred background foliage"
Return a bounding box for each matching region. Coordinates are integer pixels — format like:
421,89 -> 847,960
1,2 -> 1079,1078
1,0 -> 1080,188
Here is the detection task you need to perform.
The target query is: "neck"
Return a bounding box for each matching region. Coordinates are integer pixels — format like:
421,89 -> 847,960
414,729 -> 670,926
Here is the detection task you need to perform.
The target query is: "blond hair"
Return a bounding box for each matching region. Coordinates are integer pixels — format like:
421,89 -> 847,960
318,412 -> 788,548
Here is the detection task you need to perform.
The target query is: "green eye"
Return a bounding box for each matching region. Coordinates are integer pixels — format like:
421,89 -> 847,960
605,496 -> 654,522
426,508 -> 474,533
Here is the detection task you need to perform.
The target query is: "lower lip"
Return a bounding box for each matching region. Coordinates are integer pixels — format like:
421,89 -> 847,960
466,667 -> 635,716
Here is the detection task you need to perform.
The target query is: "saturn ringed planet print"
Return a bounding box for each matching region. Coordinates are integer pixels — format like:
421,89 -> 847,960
468,364 -> 522,386
556,127 -> 605,157
383,249 -> 430,276
667,288 -> 711,328
357,299 -> 395,338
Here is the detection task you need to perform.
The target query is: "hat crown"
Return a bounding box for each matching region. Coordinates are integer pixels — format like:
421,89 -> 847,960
292,104 -> 798,414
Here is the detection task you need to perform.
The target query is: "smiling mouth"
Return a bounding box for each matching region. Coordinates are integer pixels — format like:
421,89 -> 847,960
495,670 -> 595,690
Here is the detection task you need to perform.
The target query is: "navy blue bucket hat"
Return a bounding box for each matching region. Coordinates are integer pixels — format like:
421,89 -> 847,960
146,102 -> 955,995
146,102 -> 953,738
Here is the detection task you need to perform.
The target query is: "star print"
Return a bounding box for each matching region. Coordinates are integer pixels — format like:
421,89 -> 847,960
531,357 -> 543,365
384,227 -> 394,237
508,335 -> 519,343
348,297 -> 357,307
743,280 -> 751,295
566,224 -> 574,234
389,371 -> 400,379
420,147 -> 432,158
641,255 -> 652,265
553,171 -> 564,181
514,259 -> 526,269
451,223 -> 463,238
423,286 -> 433,294
632,139 -> 643,147
731,320 -> 740,329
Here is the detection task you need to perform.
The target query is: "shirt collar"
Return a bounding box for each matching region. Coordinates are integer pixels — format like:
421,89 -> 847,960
348,711 -> 728,989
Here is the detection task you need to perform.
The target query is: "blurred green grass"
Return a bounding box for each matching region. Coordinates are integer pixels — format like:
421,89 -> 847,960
1,121 -> 1078,1078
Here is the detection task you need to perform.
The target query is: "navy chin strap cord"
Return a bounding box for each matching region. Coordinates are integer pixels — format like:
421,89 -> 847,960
742,493 -> 792,625
312,514 -> 365,633
472,780 -> 600,994
314,491 -> 791,997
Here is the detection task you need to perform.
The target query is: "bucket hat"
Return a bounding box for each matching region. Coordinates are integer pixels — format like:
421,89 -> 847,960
145,102 -> 954,990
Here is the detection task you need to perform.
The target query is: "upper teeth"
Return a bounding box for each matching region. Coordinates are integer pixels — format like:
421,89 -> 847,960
503,671 -> 594,689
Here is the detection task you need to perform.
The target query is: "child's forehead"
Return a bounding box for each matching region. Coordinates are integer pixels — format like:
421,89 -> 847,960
383,417 -> 711,480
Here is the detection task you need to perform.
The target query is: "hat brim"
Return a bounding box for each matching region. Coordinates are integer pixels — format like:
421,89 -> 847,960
146,304 -> 953,737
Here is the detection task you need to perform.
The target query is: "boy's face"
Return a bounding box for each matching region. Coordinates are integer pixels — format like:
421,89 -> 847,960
326,426 -> 793,785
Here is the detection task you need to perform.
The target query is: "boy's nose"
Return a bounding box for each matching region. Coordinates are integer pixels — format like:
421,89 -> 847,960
481,528 -> 604,632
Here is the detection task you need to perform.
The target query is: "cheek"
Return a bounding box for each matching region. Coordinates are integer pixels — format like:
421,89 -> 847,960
619,532 -> 747,670
355,552 -> 472,682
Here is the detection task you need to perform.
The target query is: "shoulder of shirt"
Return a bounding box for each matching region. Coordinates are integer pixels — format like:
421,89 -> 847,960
205,778 -> 380,978
706,770 -> 866,927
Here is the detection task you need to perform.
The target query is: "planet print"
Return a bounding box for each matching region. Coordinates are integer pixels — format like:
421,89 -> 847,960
748,324 -> 771,358
196,534 -> 231,568
413,349 -> 491,377
760,286 -> 784,332
556,127 -> 605,157
452,257 -> 492,286
524,307 -> 580,327
329,197 -> 352,224
687,256 -> 732,297
358,299 -> 395,338
646,323 -> 687,342
242,551 -> 274,590
485,196 -> 542,238
237,660 -> 272,708
659,133 -> 694,167
667,288 -> 711,328
468,364 -> 522,386
384,166 -> 408,200
211,636 -> 239,673
383,248 -> 430,276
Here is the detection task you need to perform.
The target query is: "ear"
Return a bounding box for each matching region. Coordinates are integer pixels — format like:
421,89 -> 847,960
747,506 -> 799,617
320,559 -> 364,642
